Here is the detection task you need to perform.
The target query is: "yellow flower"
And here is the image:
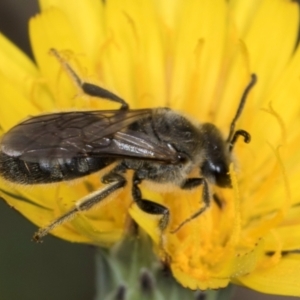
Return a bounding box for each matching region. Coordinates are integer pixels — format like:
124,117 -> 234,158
0,0 -> 300,297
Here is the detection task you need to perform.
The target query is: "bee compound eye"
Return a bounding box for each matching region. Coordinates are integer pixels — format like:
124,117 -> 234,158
201,160 -> 231,187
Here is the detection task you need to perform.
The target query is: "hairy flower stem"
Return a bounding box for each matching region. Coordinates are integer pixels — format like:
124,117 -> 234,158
94,228 -> 235,300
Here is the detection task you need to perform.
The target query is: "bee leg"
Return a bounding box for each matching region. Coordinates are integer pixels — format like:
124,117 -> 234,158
180,177 -> 203,189
50,48 -> 128,110
33,175 -> 126,242
170,178 -> 210,233
213,194 -> 223,209
81,82 -> 129,110
132,172 -> 170,231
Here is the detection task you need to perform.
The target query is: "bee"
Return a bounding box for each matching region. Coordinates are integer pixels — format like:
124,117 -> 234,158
0,49 -> 257,241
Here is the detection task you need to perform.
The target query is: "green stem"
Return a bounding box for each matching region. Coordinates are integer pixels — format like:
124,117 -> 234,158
94,229 -> 235,300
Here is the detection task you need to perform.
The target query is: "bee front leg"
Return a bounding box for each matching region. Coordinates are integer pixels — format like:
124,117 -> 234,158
132,172 -> 170,231
170,177 -> 211,233
180,178 -> 204,190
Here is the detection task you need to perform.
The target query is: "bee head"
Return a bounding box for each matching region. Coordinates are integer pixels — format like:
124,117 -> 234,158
201,74 -> 257,187
200,123 -> 232,187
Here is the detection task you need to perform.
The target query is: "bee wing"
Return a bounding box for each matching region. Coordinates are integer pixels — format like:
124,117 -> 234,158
1,109 -> 178,163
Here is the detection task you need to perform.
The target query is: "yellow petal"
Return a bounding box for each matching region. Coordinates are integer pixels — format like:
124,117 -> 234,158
0,72 -> 40,131
98,0 -> 166,108
29,8 -> 88,108
0,33 -> 37,78
237,255 -> 300,296
170,0 -> 229,115
39,0 -> 105,63
173,241 -> 264,290
153,0 -> 182,29
0,32 -> 54,113
233,0 -> 299,103
265,225 -> 300,251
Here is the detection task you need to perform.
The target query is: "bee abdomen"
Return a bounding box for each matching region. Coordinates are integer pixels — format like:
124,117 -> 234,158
0,152 -> 115,184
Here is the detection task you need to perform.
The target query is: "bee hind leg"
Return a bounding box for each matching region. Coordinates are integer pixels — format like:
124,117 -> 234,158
33,175 -> 126,242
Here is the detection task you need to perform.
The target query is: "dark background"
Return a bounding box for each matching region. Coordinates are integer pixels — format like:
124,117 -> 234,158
0,1 -> 297,299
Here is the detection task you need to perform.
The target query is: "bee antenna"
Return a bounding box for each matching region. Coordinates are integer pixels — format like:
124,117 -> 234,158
226,74 -> 257,148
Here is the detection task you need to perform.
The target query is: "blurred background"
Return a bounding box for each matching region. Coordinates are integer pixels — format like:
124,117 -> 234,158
0,1 -> 297,299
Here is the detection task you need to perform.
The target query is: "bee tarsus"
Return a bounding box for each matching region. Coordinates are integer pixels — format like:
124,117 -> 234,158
50,48 -> 129,110
33,179 -> 127,241
171,178 -> 210,233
